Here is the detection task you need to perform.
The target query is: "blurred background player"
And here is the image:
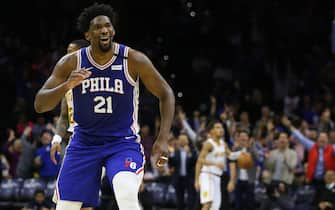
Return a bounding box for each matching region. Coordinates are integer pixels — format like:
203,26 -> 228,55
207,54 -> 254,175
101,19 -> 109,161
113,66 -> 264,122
195,121 -> 235,210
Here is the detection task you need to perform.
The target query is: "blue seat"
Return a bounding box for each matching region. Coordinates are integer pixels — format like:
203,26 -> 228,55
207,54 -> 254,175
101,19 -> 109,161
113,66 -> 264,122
19,178 -> 46,201
164,184 -> 177,207
145,182 -> 167,206
0,179 -> 22,201
45,179 -> 57,199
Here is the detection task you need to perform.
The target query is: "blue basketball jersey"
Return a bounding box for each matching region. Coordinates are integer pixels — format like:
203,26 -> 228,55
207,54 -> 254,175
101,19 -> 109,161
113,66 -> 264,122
72,43 -> 140,137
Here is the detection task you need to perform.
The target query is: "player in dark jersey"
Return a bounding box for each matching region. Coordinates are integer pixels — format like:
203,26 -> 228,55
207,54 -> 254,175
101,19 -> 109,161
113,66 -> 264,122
34,3 -> 175,210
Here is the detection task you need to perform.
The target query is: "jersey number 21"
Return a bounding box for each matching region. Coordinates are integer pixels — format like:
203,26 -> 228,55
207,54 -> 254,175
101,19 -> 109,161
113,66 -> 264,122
94,96 -> 112,113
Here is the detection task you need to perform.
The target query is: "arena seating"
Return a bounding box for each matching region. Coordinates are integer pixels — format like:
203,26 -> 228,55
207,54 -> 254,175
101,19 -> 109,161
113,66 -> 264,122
0,178 -> 178,209
0,178 -> 57,209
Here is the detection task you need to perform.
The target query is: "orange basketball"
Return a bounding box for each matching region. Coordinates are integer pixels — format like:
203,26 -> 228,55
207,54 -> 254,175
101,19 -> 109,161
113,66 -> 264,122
237,152 -> 253,169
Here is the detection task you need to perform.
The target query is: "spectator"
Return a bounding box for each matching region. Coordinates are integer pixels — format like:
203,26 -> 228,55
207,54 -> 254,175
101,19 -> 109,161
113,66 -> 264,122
34,129 -> 60,182
22,189 -> 55,210
282,116 -> 335,190
16,126 -> 36,178
229,129 -> 261,210
313,170 -> 335,210
259,184 -> 291,210
254,170 -> 272,207
31,115 -> 46,141
169,133 -> 197,210
265,131 -> 298,185
291,170 -> 316,210
3,136 -> 22,177
0,151 -> 10,180
236,111 -> 252,133
317,108 -> 334,133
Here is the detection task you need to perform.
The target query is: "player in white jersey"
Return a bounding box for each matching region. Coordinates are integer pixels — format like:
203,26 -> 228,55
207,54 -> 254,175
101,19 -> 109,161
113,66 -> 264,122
195,121 -> 235,210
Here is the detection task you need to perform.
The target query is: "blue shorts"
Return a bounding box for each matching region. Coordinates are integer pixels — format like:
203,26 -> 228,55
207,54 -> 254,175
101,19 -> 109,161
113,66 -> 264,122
55,132 -> 145,207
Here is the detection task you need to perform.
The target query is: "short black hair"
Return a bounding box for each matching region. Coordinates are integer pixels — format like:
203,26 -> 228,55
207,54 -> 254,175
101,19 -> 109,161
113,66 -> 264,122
40,129 -> 54,137
237,128 -> 250,137
77,2 -> 115,33
34,189 -> 45,196
70,39 -> 90,48
206,119 -> 222,131
274,131 -> 288,140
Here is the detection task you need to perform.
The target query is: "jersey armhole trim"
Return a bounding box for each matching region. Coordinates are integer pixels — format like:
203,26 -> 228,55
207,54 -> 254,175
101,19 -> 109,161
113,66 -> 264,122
123,47 -> 137,86
76,49 -> 81,70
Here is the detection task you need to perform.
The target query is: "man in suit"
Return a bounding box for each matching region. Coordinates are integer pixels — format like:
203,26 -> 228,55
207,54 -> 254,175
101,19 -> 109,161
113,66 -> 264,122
313,170 -> 335,210
265,132 -> 298,186
169,133 -> 198,210
229,129 -> 261,210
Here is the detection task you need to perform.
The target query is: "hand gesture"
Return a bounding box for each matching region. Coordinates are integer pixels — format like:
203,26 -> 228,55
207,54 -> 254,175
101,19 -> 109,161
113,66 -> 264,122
7,129 -> 15,142
66,68 -> 92,89
266,121 -> 274,131
248,138 -> 255,148
177,110 -> 186,122
23,126 -> 32,137
281,116 -> 292,128
220,111 -> 228,121
210,95 -> 216,105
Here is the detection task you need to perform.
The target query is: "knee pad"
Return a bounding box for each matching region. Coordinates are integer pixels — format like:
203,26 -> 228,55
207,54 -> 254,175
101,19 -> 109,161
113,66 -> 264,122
56,200 -> 82,210
112,171 -> 143,210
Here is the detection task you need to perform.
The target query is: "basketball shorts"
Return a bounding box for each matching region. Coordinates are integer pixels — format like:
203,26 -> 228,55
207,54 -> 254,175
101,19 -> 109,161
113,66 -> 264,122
53,131 -> 145,207
199,172 -> 221,210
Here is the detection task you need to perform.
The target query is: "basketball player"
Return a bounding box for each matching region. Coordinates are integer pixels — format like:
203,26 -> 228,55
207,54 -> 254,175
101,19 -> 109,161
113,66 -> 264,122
34,3 -> 175,210
195,121 -> 235,210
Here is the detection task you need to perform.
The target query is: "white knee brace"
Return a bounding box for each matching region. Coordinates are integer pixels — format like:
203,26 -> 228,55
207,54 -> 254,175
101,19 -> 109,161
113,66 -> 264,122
112,171 -> 143,210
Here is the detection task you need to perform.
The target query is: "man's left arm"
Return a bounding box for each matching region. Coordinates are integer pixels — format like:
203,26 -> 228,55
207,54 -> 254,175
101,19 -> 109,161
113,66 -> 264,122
128,49 -> 175,168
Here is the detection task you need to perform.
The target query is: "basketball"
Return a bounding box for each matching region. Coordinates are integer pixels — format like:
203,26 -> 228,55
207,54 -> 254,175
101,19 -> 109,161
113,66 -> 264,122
237,152 -> 253,169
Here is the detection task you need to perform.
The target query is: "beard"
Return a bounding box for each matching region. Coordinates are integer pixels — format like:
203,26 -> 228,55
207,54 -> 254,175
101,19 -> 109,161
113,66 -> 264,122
98,40 -> 112,52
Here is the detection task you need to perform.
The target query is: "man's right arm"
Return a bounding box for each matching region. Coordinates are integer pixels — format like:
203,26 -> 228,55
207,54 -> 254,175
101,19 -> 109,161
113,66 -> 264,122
194,142 -> 212,190
34,53 -> 91,113
281,116 -> 314,150
291,129 -> 314,151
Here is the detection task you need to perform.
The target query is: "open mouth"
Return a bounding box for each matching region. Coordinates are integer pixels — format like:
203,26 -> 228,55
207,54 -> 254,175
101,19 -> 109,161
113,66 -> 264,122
100,37 -> 110,44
